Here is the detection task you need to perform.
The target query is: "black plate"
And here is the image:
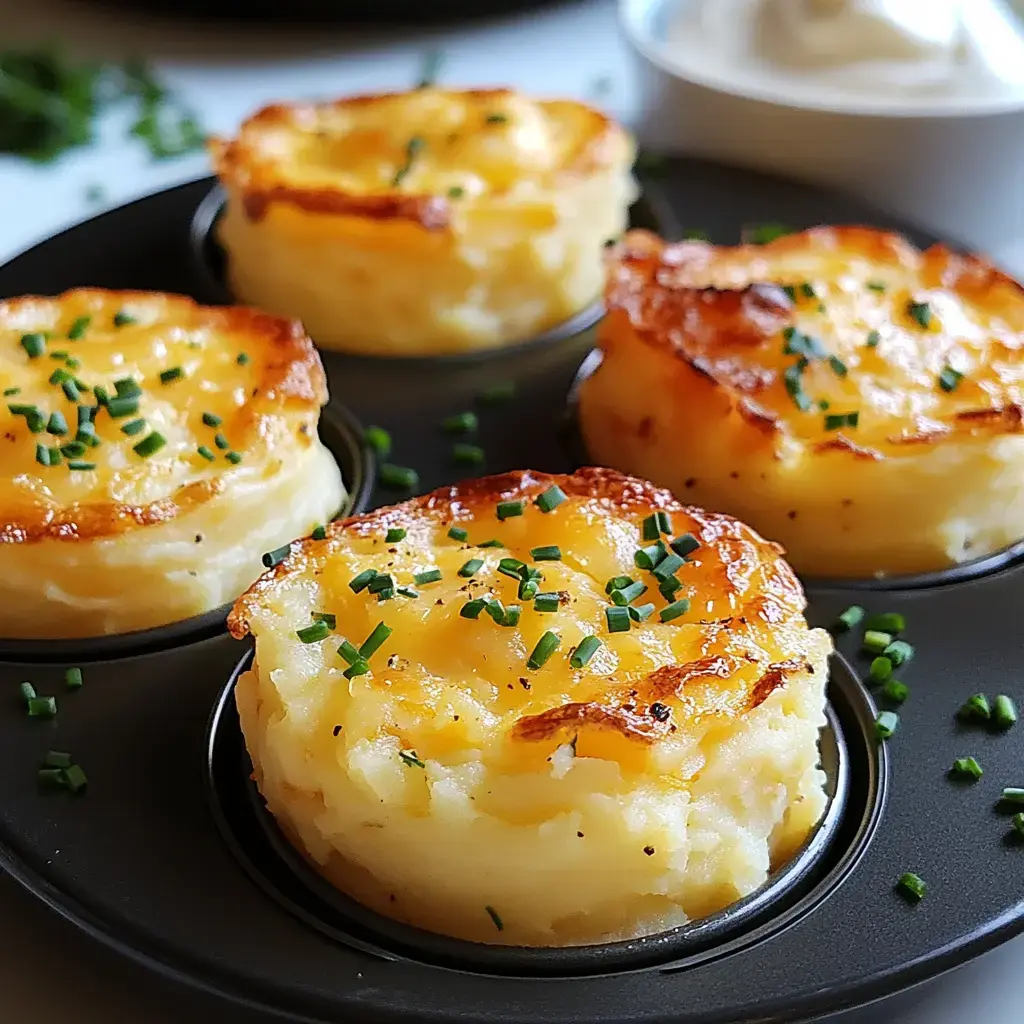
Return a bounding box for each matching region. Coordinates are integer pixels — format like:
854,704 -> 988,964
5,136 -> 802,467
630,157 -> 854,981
1,161 -> 1023,1024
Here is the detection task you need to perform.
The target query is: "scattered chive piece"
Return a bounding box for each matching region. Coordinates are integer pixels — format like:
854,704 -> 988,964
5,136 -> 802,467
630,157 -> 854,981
367,573 -> 395,594
448,186 -> 465,199
862,630 -> 893,655
213,432 -> 229,450
800,282 -> 816,299
296,621 -> 331,644
202,411 -> 222,428
197,445 -> 215,461
113,310 -> 137,327
39,768 -> 67,788
906,300 -> 932,330
747,222 -> 791,245
883,678 -> 909,703
452,443 -> 485,465
133,432 -> 166,458
63,764 -> 88,793
875,710 -> 899,740
20,333 -> 46,358
605,575 -> 634,594
311,612 -> 336,628
337,640 -> 361,666
77,404 -> 97,427
518,578 -> 539,601
959,693 -> 991,721
485,112 -> 508,124
867,281 -> 886,293
441,411 -> 478,434
659,576 -> 683,599
634,541 -> 667,570
824,411 -> 859,431
19,681 -> 36,705
27,695 -> 57,718
363,426 -> 392,459
35,444 -> 50,467
828,355 -> 848,378
399,749 -> 425,768
534,593 -> 561,613
66,357 -> 81,371
866,330 -> 881,348
447,526 -> 469,541
782,284 -> 797,301
60,441 -> 87,459
993,695 -> 1018,730
884,640 -> 914,667
660,598 -> 691,622
606,606 -> 631,633
114,377 -> 142,399
263,544 -> 292,569
500,604 -> 522,627
311,525 -> 327,541
496,499 -> 525,521
386,527 -> 407,543
530,545 -> 561,561
629,602 -> 655,622
105,396 -> 139,418
897,872 -> 926,902
61,379 -> 80,402
94,385 -> 110,407
535,485 -> 568,513
343,659 -> 370,679
64,667 -> 83,690
226,451 -> 243,464
611,580 -> 648,607
484,598 -> 507,625
570,636 -> 602,669
44,750 -> 73,769
950,756 -> 983,781
67,460 -> 96,471
485,905 -> 503,931
498,557 -> 527,579
380,463 -> 419,490
120,417 -> 147,436
3,387 -> 19,396
397,586 -> 419,599
46,446 -> 63,465
1001,788 -> 1024,805
458,558 -> 484,577
392,135 -> 425,186
237,352 -> 250,366
652,552 -> 685,581
478,539 -> 504,548
869,657 -> 893,684
67,316 -> 91,340
460,598 -> 487,620
833,605 -> 865,632
938,366 -> 964,393
359,622 -> 393,660
670,533 -> 700,558
159,366 -> 184,385
1013,813 -> 1024,838
642,514 -> 662,541
527,630 -> 560,670
49,367 -> 71,385
413,568 -> 443,586
865,611 -> 905,634
478,381 -> 516,405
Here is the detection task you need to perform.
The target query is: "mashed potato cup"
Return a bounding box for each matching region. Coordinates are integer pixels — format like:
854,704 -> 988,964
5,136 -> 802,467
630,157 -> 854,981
579,228 -> 1024,579
229,467 -> 831,947
210,88 -> 636,357
0,289 -> 345,640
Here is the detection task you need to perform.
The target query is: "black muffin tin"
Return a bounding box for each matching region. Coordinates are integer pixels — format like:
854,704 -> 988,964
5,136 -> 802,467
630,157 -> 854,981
1,160 -> 1023,1024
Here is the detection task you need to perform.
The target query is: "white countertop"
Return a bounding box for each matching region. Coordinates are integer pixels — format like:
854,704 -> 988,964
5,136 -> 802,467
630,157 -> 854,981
1,1 -> 1024,1021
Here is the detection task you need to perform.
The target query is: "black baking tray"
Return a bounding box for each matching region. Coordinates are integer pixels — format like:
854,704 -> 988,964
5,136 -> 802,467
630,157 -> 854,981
1,160 -> 1023,1024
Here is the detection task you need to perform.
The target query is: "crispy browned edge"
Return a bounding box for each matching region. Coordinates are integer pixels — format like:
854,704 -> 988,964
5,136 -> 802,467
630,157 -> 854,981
229,467 -> 816,742
0,288 -> 329,544
602,227 -> 1024,451
209,87 -> 630,229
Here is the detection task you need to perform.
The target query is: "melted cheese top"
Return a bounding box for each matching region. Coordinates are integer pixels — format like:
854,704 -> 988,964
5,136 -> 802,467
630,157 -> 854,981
231,469 -> 823,769
0,289 -> 328,542
608,227 -> 1024,457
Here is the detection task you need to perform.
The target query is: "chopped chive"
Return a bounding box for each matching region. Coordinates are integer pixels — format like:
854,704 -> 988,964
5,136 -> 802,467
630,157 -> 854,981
63,764 -> 88,793
906,301 -> 932,330
133,432 -> 166,458
226,451 -> 243,464
950,756 -> 983,781
386,527 -> 407,543
237,352 -> 250,366
113,310 -> 137,327
485,905 -> 503,931
784,364 -> 813,412
27,695 -> 57,718
833,605 -> 865,632
35,444 -> 50,467
448,186 -> 465,199
159,366 -> 184,385
1002,788 -> 1024,806
47,446 -> 63,465
452,443 -> 485,465
61,379 -> 81,402
120,417 -> 147,436
862,630 -> 893,655
311,524 -> 327,541
993,695 -> 1018,730
367,573 -> 395,594
77,404 -> 97,427
94,385 -> 110,407
59,441 -> 87,459
397,586 -> 419,599
447,526 -> 469,542
202,411 -> 222,428
938,366 -> 964,393
659,576 -> 683,599
606,606 -> 631,633
611,581 -> 648,606
392,135 -> 425,186
19,681 -> 36,704
824,411 -> 859,431
262,543 -> 292,569
883,678 -> 909,703
337,639 -> 361,666
363,426 -> 392,458
67,316 -> 91,340
747,222 -> 791,245
311,612 -> 336,628
478,381 -> 516,404
66,357 -> 81,371
399,749 -> 425,768
867,281 -> 886,293
518,578 -> 539,601
530,545 -> 561,561
296,621 -> 331,643
44,750 -> 72,768
497,557 -> 527,579
484,598 -> 507,625
869,657 -> 893,683
535,485 -> 568,513
660,598 -> 691,622
460,598 -> 487,619
500,604 -> 522,627
49,367 -> 71,384
343,659 -> 371,679
441,411 -> 478,434
652,552 -> 685,581
44,411 -> 67,435
605,575 -> 635,594
642,514 -> 661,541
213,433 -> 229,449
478,539 -> 504,548
413,568 -> 443,586
865,612 -> 905,633
875,710 -> 899,740
2,387 -> 19,396
458,558 -> 484,577
866,330 -> 881,348
496,499 -> 525,521
959,693 -> 991,721
38,768 -> 67,789
67,460 -> 96,471
20,333 -> 46,358
800,282 -> 816,299
75,422 -> 98,448
105,396 -> 140,418
628,602 -> 655,622
114,377 -> 142,399
380,464 -> 419,490
634,541 -> 667,570
359,622 -> 393,660
883,640 -> 914,667
570,636 -> 602,669
670,533 -> 700,558
534,593 -> 561,613
1013,813 -> 1024,838
485,112 -> 508,124
197,445 -> 215,461
527,630 -> 560,670
896,872 -> 926,902
782,284 -> 797,301
64,666 -> 82,690
828,355 -> 848,378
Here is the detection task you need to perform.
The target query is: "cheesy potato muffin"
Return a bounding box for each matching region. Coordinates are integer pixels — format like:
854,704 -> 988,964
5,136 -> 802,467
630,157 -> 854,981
579,228 -> 1024,579
229,468 -> 830,946
210,88 -> 636,356
0,289 -> 345,639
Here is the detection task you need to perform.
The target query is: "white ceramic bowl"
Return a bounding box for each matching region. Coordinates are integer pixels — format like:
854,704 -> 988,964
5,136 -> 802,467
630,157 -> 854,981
621,0 -> 1024,258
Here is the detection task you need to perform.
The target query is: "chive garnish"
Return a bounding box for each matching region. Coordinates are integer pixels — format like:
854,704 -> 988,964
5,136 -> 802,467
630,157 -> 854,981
63,764 -> 87,793
865,612 -> 904,634
121,417 -> 147,436
35,443 -> 51,466
652,552 -> 685,581
67,315 -> 91,340
44,750 -> 73,768
1013,813 -> 1024,838
867,281 -> 886,293
296,621 -> 331,644
869,657 -> 893,683
897,872 -> 926,902
484,905 -> 504,931
213,432 -> 229,449
478,539 -> 504,548
530,545 -> 561,561
866,330 -> 881,348
875,711 -> 899,740
452,443 -> 485,465
499,604 -> 521,627
399,749 -> 425,768
527,630 -> 560,669
634,541 -> 667,570
311,612 -> 336,628
628,602 -> 655,622
343,659 -> 370,679
642,514 -> 661,541
49,367 -> 71,385
19,681 -> 36,704
393,136 -> 425,186
535,485 -> 568,513
606,606 -> 630,633
519,578 -> 539,601
60,441 -> 87,459
413,568 -> 443,586
66,357 -> 81,371
993,695 -> 1017,730
3,387 -> 19,396
784,364 -> 813,412
237,353 -> 250,366
659,576 -> 683,599
197,445 -> 215,461
862,630 -> 893,655
363,426 -> 391,458
61,379 -> 80,402
67,460 -> 96,471
833,605 -> 864,632
1002,788 -> 1024,805
938,366 -> 964,393
828,355 -> 848,378
959,693 -> 991,721
94,385 -> 110,406
359,622 -> 393,659
496,499 -> 525,521
114,377 -> 142,399
800,283 -> 816,299
534,593 -> 560,613
498,557 -> 527,579
159,366 -> 184,384
611,581 -> 647,606
263,544 -> 292,569
460,598 -> 487,619
133,432 -> 166,458
824,412 -> 859,431
566,636 -> 601,669
386,527 -> 407,543
458,558 -> 484,577
396,586 -> 419,599
882,678 -> 909,703
660,598 -> 691,622
605,575 -> 634,594
367,573 -> 395,594
20,333 -> 46,358
380,464 -> 419,490
113,310 -> 137,327
670,533 -> 700,558
27,695 -> 57,718
337,640 -> 361,666
448,186 -> 464,199
225,450 -> 243,464
883,640 -> 914,667
478,381 -> 516,405
105,396 -> 139,418
441,411 -> 478,434
485,112 -> 508,124
950,756 -> 982,781
311,525 -> 327,541
202,411 -> 222,428
484,598 -> 507,625
906,301 -> 932,330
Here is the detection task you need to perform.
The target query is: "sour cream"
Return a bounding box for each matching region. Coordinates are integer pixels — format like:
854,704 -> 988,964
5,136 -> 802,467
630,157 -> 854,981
660,0 -> 1024,111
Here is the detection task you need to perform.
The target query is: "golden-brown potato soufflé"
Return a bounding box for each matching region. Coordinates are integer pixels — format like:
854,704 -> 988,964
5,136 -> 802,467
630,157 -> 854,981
578,228 -> 1024,578
229,467 -> 831,947
210,88 -> 636,356
0,289 -> 345,639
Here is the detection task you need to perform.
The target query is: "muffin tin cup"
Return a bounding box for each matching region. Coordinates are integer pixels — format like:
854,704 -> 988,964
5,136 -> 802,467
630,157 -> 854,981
0,166 -> 1023,1023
